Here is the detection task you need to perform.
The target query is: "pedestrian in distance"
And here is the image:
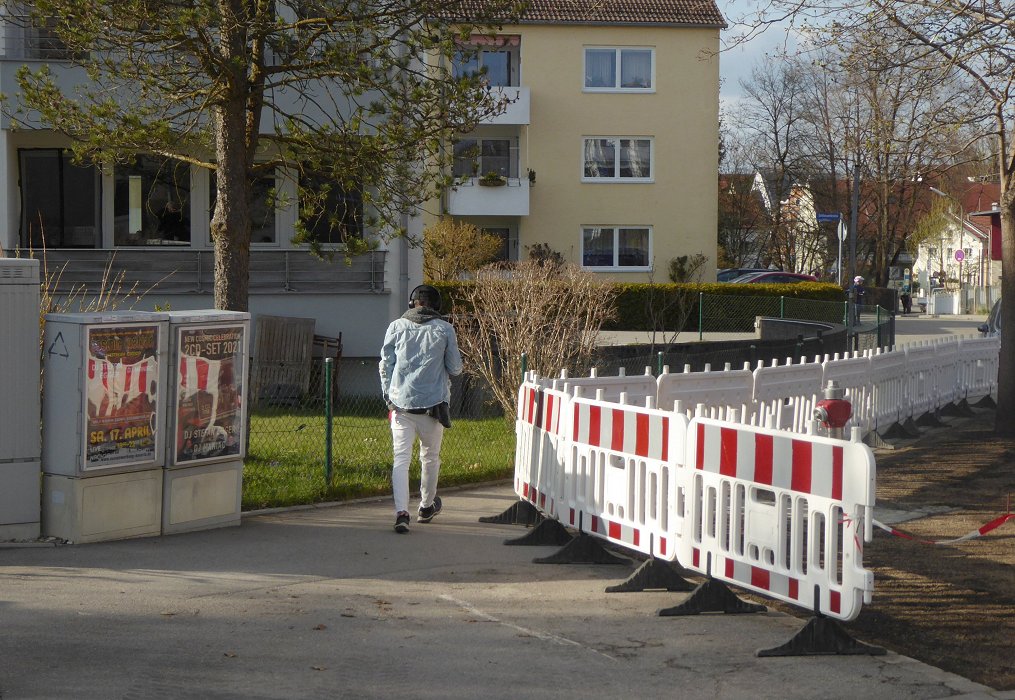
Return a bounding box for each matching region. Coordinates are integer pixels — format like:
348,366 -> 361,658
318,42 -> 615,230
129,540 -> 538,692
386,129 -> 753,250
378,284 -> 463,533
850,275 -> 866,325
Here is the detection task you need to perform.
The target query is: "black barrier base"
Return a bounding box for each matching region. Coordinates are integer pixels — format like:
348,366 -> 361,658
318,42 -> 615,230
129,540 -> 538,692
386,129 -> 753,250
479,499 -> 544,526
863,430 -> 897,450
916,410 -> 946,428
954,398 -> 977,416
657,578 -> 766,616
757,615 -> 886,657
878,422 -> 909,441
533,533 -> 631,565
938,401 -> 964,417
902,417 -> 922,437
503,518 -> 572,546
974,394 -> 997,409
605,557 -> 696,592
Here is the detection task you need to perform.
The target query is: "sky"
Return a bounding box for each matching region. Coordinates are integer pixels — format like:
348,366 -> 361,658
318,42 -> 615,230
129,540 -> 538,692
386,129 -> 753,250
717,0 -> 796,108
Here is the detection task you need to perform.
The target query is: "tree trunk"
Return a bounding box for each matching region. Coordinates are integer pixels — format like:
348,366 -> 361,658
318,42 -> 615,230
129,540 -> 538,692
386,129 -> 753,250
211,0 -> 253,312
996,188 -> 1015,435
211,100 -> 253,311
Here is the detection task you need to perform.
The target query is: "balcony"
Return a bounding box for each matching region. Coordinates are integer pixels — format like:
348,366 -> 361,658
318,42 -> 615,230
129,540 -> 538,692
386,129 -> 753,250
482,86 -> 530,125
447,177 -> 529,216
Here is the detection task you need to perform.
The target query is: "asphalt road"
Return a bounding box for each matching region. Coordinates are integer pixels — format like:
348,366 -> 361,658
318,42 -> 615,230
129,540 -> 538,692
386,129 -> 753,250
1,485 -> 1010,699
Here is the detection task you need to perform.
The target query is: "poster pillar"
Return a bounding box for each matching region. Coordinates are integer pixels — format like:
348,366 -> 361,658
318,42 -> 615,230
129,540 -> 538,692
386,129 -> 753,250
163,310 -> 251,534
41,312 -> 169,543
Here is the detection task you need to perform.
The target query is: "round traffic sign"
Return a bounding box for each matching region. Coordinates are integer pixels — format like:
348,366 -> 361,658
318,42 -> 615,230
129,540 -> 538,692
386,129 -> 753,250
954,249 -> 965,262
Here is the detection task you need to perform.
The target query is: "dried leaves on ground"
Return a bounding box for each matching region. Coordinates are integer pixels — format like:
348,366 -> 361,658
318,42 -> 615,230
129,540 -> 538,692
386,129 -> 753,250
844,411 -> 1015,690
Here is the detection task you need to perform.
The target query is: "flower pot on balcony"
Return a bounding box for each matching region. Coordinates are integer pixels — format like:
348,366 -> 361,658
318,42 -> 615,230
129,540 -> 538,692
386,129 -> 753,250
479,173 -> 506,187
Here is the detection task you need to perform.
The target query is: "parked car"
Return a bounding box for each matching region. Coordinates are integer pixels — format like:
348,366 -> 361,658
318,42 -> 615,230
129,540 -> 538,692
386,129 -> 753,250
727,271 -> 818,284
978,299 -> 1002,337
717,267 -> 770,282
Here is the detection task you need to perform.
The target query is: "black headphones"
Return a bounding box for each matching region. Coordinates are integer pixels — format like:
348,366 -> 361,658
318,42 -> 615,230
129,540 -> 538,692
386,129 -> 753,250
409,284 -> 442,312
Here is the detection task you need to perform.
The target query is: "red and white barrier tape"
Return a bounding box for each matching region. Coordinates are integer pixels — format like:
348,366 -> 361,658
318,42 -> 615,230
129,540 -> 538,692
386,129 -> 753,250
872,512 -> 1014,546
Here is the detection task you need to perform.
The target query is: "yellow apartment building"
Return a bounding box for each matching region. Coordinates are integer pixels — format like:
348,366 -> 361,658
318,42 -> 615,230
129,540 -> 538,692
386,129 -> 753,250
432,0 -> 726,281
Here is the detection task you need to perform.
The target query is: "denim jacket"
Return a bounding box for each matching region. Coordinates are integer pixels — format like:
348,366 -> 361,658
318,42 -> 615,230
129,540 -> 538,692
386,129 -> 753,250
378,307 -> 463,410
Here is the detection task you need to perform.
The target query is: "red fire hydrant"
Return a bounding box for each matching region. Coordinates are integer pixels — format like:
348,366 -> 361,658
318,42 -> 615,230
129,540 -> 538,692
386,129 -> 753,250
814,381 -> 852,439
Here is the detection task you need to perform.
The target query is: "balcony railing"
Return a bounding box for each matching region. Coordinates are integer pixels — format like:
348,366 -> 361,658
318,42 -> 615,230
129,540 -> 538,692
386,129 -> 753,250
1,18 -> 83,60
32,249 -> 387,296
482,86 -> 529,125
447,177 -> 530,217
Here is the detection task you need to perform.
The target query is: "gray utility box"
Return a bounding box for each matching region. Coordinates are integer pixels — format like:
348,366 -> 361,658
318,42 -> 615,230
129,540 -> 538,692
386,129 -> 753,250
42,312 -> 169,477
0,259 -> 41,540
41,312 -> 169,542
163,310 -> 250,534
43,469 -> 163,544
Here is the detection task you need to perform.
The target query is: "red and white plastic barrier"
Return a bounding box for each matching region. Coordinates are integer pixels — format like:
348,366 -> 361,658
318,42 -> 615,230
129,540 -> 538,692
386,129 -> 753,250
561,367 -> 656,405
675,418 -> 876,621
903,342 -> 938,419
752,359 -> 823,433
956,336 -> 1000,403
515,381 -> 570,519
566,394 -> 688,560
656,364 -> 755,423
868,348 -> 909,432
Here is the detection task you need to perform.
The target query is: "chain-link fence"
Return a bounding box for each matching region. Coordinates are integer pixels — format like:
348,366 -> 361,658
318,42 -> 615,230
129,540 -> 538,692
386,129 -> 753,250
244,358 -> 513,510
244,292 -> 894,510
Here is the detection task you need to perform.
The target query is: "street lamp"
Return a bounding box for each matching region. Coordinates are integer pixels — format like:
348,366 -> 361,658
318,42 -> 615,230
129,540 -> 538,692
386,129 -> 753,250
929,186 -> 966,312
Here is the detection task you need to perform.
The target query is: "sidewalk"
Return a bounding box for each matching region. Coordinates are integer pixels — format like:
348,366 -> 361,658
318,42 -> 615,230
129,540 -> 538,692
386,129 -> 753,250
1,484 -> 1009,699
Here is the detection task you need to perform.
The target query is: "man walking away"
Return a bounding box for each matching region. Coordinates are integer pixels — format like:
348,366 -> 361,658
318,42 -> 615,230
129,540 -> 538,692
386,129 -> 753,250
379,285 -> 463,533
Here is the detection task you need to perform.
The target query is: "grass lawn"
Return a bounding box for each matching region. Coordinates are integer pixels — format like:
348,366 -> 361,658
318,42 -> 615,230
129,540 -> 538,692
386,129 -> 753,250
243,410 -> 515,510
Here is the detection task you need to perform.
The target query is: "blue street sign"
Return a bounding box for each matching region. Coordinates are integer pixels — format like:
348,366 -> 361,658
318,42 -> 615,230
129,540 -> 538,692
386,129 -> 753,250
816,213 -> 841,222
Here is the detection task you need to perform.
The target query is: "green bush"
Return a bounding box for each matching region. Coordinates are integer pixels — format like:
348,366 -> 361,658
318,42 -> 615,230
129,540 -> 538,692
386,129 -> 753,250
604,282 -> 845,331
433,279 -> 845,332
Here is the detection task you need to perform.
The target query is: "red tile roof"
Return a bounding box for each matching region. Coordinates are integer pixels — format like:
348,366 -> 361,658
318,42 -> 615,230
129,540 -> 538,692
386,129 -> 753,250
444,0 -> 726,26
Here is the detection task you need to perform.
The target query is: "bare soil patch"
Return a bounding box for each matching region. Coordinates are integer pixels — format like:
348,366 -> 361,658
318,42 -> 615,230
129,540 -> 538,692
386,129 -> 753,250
795,409 -> 1015,690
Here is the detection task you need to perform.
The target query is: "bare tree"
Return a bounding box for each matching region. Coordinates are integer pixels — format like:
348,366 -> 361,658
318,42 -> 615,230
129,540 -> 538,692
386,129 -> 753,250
453,262 -> 616,420
730,0 -> 1015,434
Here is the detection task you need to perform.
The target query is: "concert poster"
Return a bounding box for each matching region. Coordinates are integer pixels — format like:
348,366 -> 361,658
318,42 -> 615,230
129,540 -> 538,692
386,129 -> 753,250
174,324 -> 246,465
84,324 -> 161,469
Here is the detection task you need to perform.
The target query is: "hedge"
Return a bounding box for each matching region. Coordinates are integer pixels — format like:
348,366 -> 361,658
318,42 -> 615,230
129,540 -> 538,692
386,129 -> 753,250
430,280 -> 846,332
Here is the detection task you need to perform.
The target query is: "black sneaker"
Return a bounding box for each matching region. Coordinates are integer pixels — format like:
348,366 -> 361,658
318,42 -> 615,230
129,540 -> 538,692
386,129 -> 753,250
394,512 -> 410,533
417,496 -> 442,523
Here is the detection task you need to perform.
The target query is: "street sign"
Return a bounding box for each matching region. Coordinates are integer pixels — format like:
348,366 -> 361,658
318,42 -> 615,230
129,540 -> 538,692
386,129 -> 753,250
816,213 -> 840,222
954,249 -> 965,262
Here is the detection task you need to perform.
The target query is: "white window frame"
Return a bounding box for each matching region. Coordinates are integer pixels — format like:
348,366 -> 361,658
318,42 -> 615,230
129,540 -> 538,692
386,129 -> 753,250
581,137 -> 654,182
583,47 -> 655,93
580,225 -> 653,271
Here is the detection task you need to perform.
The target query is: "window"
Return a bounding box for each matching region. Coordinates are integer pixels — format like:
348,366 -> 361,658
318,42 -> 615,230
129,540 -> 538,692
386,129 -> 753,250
453,139 -> 514,179
21,16 -> 81,60
113,156 -> 191,246
482,227 -> 516,261
584,48 -> 653,91
210,172 -> 278,244
19,149 -> 100,249
299,174 -> 363,245
583,138 -> 652,181
581,227 -> 651,269
453,36 -> 520,87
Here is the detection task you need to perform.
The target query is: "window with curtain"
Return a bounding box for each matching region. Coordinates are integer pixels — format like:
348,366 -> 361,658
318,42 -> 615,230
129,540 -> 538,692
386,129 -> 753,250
582,138 -> 652,181
581,226 -> 651,269
584,47 -> 653,90
453,45 -> 518,87
19,149 -> 100,249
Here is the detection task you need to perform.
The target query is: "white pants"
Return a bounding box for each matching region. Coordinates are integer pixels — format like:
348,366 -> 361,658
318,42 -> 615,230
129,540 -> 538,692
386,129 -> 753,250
390,410 -> 444,515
